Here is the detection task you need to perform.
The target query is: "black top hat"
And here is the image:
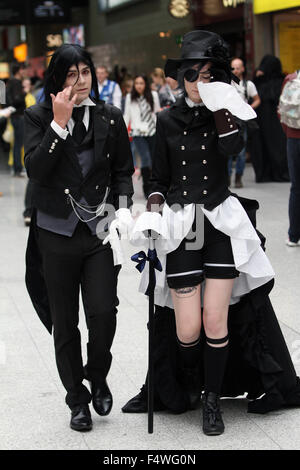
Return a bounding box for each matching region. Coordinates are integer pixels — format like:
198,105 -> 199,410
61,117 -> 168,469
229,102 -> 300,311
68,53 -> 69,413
165,30 -> 228,79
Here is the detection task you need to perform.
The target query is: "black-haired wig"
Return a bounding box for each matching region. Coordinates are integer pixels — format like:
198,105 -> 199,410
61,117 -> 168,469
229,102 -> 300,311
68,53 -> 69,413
43,44 -> 99,104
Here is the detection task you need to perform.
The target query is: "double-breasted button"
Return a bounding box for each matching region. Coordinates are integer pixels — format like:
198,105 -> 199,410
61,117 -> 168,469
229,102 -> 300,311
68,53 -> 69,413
64,188 -> 70,194
181,145 -> 185,150
182,160 -> 186,165
202,159 -> 207,164
182,176 -> 187,180
227,118 -> 231,122
230,124 -> 233,128
225,112 -> 229,116
183,191 -> 187,196
110,119 -> 115,125
204,133 -> 208,137
203,190 -> 207,195
183,131 -> 187,135
204,175 -> 208,180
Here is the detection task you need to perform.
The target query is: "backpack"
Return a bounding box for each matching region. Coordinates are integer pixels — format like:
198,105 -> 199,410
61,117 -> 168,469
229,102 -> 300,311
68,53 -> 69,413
278,71 -> 300,129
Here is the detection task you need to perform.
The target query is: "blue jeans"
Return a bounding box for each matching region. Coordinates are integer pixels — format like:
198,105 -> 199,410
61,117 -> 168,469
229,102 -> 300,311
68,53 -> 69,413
287,138 -> 300,242
228,127 -> 247,176
133,136 -> 155,168
11,115 -> 24,175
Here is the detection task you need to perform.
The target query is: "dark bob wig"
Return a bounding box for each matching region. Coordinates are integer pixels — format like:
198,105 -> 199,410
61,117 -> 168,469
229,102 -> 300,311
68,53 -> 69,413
43,44 -> 99,104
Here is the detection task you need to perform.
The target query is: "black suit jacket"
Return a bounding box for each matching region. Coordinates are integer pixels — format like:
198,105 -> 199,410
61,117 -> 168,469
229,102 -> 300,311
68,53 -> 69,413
149,97 -> 244,210
24,99 -> 134,218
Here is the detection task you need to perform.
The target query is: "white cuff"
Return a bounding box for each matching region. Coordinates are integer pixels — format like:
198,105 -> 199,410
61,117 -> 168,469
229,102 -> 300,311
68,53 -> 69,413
148,192 -> 165,200
219,129 -> 239,138
51,120 -> 69,140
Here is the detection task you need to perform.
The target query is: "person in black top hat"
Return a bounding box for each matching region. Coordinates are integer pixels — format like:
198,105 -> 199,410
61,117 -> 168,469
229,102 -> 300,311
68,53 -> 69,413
24,44 -> 134,432
144,30 -> 253,436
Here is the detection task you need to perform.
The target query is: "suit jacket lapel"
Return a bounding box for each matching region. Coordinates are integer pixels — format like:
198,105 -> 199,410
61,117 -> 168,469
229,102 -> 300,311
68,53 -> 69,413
93,102 -> 109,165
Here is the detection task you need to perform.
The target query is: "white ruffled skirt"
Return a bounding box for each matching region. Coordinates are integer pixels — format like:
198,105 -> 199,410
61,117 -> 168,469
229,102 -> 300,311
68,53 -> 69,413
129,196 -> 275,309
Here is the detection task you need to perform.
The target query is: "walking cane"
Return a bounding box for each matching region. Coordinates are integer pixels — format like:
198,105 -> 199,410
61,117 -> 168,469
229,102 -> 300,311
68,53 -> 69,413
131,229 -> 162,434
147,231 -> 155,434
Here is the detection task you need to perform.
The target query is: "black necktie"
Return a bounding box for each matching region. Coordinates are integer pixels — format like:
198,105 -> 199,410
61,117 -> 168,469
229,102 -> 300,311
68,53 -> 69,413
72,106 -> 86,144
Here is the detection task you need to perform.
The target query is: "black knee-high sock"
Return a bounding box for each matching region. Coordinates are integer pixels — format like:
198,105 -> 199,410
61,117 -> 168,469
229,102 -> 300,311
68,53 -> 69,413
177,337 -> 201,369
204,335 -> 229,395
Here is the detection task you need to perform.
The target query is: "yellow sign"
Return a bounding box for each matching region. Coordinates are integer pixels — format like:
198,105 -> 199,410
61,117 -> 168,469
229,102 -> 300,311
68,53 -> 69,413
279,22 -> 300,73
254,0 -> 300,14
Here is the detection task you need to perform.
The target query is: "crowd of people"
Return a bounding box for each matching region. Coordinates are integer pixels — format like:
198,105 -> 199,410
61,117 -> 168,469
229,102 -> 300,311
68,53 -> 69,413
0,51 -> 297,235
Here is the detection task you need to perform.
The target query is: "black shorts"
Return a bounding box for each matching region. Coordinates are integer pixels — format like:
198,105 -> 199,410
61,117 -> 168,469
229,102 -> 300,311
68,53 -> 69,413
166,215 -> 239,289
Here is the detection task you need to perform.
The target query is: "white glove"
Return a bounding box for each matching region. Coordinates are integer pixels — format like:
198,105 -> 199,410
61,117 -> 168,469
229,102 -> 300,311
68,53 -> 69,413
103,208 -> 134,264
197,81 -> 257,120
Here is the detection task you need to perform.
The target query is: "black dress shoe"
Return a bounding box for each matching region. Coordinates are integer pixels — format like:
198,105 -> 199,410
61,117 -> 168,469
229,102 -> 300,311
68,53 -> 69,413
70,404 -> 92,432
202,392 -> 225,436
91,380 -> 113,416
122,385 -> 166,413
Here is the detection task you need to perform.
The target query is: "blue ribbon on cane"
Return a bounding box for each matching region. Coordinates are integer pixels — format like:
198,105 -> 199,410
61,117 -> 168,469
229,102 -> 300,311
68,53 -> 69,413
131,249 -> 162,295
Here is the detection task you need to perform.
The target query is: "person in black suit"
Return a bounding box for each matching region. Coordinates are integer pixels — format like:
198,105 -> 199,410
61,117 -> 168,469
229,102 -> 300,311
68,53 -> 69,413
24,44 -> 134,431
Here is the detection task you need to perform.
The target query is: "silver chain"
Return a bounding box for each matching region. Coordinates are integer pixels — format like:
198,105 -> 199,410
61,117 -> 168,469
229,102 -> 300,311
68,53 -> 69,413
68,187 -> 110,223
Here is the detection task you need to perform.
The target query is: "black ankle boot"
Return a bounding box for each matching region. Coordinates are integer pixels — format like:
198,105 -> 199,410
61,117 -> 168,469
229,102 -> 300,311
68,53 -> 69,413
202,392 -> 224,436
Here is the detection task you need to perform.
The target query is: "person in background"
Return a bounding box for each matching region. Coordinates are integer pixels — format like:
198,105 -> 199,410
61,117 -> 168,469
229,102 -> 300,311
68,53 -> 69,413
228,58 -> 261,188
151,67 -> 176,108
253,55 -> 289,182
123,74 -> 160,198
6,63 -> 27,177
96,65 -> 122,109
279,71 -> 300,247
22,78 -> 36,226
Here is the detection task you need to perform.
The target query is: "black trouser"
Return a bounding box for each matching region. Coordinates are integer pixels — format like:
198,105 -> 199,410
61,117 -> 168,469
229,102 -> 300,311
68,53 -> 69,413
38,222 -> 120,408
10,115 -> 24,175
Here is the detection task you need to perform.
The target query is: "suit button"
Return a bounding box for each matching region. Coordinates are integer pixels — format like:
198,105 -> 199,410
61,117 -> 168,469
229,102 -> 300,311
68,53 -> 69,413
64,188 -> 70,194
183,131 -> 187,135
204,175 -> 208,180
194,110 -> 199,116
110,119 -> 115,125
225,112 -> 229,116
227,118 -> 231,122
54,139 -> 58,143
49,149 -> 53,153
204,133 -> 208,137
201,145 -> 206,150
181,145 -> 185,150
203,190 -> 207,195
183,191 -> 187,196
203,160 -> 207,164
95,185 -> 99,190
107,153 -> 110,158
230,124 -> 233,128
51,144 -> 55,149
182,176 -> 187,180
182,160 -> 186,165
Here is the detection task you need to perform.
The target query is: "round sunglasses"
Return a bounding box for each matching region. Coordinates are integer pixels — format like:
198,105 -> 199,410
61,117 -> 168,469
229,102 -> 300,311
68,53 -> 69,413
183,67 -> 213,83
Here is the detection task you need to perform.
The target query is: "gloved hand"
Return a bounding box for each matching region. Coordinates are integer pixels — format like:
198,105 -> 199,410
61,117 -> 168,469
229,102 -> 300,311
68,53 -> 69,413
197,81 -> 256,120
103,208 -> 134,245
146,193 -> 165,214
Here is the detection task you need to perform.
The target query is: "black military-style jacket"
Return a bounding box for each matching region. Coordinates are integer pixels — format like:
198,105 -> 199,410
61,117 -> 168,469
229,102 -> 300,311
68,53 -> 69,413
24,99 -> 134,218
149,96 -> 244,210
